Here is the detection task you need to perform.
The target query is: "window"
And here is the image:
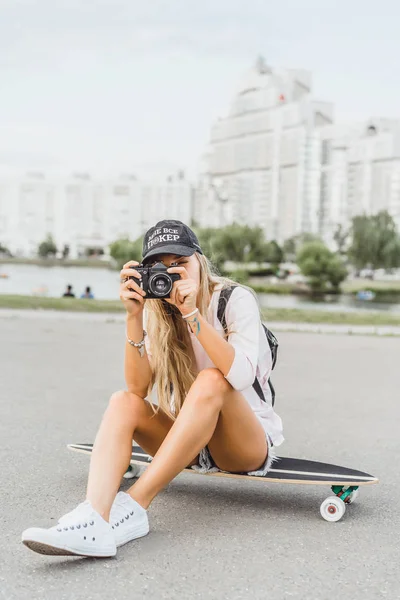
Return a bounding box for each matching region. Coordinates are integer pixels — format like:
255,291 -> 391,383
321,140 -> 331,165
114,186 -> 130,196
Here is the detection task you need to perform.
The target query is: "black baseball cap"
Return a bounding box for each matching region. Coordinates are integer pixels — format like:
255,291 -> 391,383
142,220 -> 203,263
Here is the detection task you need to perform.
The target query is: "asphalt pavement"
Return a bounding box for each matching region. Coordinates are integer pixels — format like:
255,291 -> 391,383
0,313 -> 398,600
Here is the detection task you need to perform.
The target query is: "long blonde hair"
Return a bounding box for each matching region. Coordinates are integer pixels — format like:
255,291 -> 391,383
145,253 -> 239,420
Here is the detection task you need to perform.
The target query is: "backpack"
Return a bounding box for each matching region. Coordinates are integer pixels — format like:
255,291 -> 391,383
217,286 -> 278,406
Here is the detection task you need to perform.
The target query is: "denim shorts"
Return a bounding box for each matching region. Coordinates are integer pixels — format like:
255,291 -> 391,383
192,433 -> 276,477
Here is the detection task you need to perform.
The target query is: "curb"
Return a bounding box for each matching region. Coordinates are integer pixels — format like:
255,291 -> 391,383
266,321 -> 400,336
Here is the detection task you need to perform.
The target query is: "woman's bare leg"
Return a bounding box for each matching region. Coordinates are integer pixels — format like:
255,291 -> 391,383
86,391 -> 173,520
128,368 -> 267,509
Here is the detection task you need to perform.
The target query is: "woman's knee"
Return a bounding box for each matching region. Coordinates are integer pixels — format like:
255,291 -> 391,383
196,368 -> 230,392
107,390 -> 145,420
189,369 -> 231,409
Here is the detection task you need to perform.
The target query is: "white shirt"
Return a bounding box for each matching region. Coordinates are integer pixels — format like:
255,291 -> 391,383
145,284 -> 284,447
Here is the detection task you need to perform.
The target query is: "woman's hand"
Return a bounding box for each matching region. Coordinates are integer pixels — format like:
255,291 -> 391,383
119,261 -> 146,317
165,266 -> 198,316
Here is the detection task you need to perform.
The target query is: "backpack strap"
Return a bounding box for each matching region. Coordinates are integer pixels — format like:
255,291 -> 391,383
217,286 -> 237,335
217,286 -> 267,404
252,377 -> 266,403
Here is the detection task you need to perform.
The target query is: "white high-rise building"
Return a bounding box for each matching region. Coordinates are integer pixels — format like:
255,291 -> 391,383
195,56 -> 334,241
319,119 -> 400,246
0,168 -> 193,258
140,171 -> 193,234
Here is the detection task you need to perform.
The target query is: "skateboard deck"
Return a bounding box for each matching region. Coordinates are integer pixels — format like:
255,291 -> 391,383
67,443 -> 378,522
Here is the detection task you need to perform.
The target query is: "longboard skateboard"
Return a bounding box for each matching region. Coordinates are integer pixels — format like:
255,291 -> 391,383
67,443 -> 378,522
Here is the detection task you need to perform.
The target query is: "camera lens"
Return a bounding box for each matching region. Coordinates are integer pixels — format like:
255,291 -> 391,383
149,273 -> 172,297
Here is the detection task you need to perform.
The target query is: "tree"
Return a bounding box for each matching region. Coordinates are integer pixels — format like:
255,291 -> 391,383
282,237 -> 296,262
61,245 -> 70,260
333,224 -> 349,255
370,211 -> 400,270
265,240 -> 284,267
38,234 -> 57,258
195,227 -> 225,272
297,241 -> 347,293
349,211 -> 400,272
348,214 -> 374,271
196,224 -> 269,271
0,243 -> 11,257
218,224 -> 262,264
240,226 -> 268,263
109,237 -> 143,269
283,233 -> 321,262
382,235 -> 400,270
196,225 -> 284,271
85,247 -> 105,257
326,255 -> 349,292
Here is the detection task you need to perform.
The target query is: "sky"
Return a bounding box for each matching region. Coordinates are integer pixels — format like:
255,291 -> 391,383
1,0 -> 400,177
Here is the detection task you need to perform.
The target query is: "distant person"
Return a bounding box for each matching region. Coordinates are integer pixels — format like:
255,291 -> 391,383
81,286 -> 94,299
62,285 -> 75,298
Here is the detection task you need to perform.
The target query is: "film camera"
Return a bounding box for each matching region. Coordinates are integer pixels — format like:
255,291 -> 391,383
129,262 -> 181,299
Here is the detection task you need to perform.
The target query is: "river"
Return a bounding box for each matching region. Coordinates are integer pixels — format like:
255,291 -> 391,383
0,263 -> 120,300
1,263 -> 400,313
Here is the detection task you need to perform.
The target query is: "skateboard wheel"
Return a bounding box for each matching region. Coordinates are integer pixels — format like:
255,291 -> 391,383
123,464 -> 141,479
320,497 -> 346,522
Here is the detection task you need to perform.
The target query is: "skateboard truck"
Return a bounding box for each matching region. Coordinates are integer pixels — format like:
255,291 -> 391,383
122,464 -> 142,479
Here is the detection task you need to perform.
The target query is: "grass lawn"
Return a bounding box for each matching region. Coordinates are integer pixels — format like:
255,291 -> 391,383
252,279 -> 400,297
249,283 -> 300,295
260,307 -> 400,326
1,294 -> 400,326
0,295 -> 123,312
342,279 -> 400,296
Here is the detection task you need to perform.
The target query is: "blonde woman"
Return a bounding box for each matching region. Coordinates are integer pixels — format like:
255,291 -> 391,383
22,220 -> 284,558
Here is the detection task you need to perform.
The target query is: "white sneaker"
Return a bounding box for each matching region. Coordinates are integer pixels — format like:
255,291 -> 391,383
110,492 -> 149,548
21,501 -> 117,557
